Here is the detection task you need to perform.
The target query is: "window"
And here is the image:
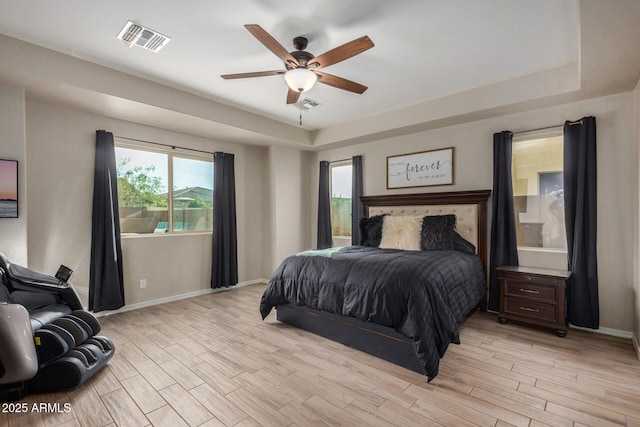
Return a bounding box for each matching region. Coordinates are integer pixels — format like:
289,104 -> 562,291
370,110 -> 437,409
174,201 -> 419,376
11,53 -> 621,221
115,145 -> 213,234
512,135 -> 566,250
330,162 -> 352,237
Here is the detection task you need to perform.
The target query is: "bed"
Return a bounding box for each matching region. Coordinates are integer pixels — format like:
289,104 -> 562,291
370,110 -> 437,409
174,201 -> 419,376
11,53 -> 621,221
259,190 -> 491,381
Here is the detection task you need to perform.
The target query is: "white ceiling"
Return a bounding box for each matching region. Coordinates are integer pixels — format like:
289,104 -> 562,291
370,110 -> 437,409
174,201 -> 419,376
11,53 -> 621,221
0,0 -> 639,148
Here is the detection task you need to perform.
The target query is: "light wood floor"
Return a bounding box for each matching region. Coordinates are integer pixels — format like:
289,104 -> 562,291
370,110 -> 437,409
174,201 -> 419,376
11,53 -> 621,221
3,283 -> 640,427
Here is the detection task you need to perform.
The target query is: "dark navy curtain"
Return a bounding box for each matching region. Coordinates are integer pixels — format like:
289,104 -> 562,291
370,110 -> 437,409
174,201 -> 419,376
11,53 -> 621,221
211,152 -> 238,288
563,117 -> 599,328
90,130 -> 125,312
488,130 -> 519,311
351,156 -> 364,245
317,161 -> 332,249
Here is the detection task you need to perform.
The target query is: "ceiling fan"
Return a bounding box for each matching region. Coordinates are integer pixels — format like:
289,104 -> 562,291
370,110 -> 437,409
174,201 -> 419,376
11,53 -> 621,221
221,24 -> 374,105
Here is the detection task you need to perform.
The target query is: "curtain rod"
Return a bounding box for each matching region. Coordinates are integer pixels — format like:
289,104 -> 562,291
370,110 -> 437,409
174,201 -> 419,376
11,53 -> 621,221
114,135 -> 215,156
328,157 -> 353,164
511,119 -> 583,135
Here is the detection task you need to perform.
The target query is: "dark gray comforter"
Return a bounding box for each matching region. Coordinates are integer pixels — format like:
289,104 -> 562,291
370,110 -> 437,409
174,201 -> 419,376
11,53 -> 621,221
259,246 -> 487,381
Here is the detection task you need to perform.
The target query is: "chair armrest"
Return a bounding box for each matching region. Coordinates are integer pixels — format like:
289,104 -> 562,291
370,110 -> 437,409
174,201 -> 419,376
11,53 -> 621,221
0,303 -> 38,385
12,280 -> 70,292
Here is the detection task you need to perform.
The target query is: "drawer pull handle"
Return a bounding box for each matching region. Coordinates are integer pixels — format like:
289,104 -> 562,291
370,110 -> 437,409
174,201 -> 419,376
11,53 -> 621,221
520,306 -> 540,313
519,288 -> 539,294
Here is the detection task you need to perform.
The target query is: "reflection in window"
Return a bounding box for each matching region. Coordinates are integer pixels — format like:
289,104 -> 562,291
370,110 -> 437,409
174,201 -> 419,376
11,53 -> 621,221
512,135 -> 566,250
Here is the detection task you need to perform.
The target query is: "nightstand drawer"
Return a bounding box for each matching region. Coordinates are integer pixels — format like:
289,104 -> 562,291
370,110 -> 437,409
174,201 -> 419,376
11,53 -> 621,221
504,282 -> 557,303
504,298 -> 558,322
497,271 -> 561,286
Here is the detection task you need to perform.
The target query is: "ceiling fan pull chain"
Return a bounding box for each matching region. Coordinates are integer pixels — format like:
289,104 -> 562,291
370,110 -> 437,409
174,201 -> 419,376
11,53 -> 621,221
299,102 -> 303,126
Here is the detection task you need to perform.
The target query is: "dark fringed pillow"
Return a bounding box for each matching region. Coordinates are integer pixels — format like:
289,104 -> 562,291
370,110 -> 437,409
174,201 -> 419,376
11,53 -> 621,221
420,214 -> 456,251
452,231 -> 476,254
359,214 -> 387,247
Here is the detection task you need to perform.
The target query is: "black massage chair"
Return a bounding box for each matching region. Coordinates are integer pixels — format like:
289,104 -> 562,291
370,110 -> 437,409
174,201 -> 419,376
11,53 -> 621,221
0,252 -> 114,402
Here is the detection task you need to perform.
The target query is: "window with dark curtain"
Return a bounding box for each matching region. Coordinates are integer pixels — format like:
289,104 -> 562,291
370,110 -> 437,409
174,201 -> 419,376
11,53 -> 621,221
211,152 -> 238,288
490,119 -> 599,328
90,130 -> 125,312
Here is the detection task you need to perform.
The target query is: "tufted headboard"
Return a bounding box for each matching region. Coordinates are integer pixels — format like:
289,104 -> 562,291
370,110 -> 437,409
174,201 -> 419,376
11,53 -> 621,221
360,190 -> 491,270
369,204 -> 479,249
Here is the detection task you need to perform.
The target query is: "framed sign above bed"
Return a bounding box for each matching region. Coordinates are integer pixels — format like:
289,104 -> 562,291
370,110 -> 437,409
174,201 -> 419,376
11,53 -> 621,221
387,147 -> 454,189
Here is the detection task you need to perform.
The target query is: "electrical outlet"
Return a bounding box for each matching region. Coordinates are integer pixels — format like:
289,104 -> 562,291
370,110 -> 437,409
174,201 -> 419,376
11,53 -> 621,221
140,279 -> 147,289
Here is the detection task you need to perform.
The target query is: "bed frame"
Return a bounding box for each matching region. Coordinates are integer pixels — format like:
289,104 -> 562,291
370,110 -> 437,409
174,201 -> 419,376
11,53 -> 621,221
276,190 -> 491,374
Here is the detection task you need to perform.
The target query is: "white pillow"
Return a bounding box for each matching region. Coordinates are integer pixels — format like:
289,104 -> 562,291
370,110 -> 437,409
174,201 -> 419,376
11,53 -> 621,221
379,215 -> 423,251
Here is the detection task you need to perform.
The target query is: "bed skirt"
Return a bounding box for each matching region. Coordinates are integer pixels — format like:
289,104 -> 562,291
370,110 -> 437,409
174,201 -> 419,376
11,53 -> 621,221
276,304 -> 425,374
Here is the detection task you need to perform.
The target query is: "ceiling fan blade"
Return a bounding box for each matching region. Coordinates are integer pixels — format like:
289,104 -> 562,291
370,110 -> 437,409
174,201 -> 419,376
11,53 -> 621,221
287,88 -> 301,104
315,71 -> 368,94
310,36 -> 374,70
221,70 -> 285,79
245,24 -> 298,67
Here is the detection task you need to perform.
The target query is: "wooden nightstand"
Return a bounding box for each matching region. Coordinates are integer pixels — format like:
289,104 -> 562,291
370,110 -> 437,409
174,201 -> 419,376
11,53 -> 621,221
497,265 -> 571,337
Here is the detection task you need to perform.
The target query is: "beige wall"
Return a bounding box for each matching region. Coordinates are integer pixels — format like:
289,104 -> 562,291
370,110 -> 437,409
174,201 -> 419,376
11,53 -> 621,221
263,145 -> 313,273
0,83 -> 28,265
312,92 -> 636,333
24,99 -> 266,307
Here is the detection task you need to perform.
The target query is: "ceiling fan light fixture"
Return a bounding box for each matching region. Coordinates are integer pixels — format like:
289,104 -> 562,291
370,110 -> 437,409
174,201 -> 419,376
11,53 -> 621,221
284,68 -> 317,92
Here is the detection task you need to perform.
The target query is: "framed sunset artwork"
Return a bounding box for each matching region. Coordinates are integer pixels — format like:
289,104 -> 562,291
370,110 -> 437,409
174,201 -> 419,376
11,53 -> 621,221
0,159 -> 18,218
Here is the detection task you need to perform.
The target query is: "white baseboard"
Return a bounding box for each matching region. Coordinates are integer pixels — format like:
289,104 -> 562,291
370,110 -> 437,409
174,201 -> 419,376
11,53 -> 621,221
93,278 -> 268,317
483,310 -> 634,340
569,323 -> 633,339
633,334 -> 640,360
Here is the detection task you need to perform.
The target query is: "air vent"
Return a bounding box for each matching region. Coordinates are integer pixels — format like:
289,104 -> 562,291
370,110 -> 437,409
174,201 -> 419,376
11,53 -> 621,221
293,97 -> 321,111
117,21 -> 171,52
